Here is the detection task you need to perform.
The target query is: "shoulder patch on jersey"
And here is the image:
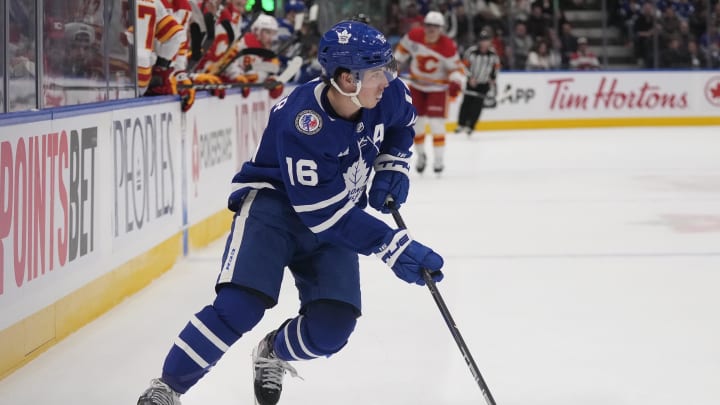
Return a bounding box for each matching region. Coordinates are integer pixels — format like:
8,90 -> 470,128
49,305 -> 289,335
356,122 -> 365,133
295,110 -> 323,135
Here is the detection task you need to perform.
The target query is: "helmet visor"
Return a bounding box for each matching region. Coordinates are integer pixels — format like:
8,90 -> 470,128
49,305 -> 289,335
357,57 -> 398,86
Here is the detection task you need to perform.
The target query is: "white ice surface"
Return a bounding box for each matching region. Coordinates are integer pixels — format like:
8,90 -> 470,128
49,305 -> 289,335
1,126 -> 720,405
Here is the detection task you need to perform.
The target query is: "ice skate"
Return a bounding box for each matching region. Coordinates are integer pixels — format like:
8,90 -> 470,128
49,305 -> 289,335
137,378 -> 181,405
253,331 -> 301,405
433,148 -> 445,174
415,152 -> 427,173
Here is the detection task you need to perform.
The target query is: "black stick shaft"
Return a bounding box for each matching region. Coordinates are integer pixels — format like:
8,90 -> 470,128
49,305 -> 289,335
389,206 -> 498,405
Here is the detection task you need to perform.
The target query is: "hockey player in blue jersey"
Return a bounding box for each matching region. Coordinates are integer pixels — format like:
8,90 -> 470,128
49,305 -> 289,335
137,20 -> 444,405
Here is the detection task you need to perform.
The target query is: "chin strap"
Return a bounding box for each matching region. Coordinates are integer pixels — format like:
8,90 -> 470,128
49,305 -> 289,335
330,78 -> 364,108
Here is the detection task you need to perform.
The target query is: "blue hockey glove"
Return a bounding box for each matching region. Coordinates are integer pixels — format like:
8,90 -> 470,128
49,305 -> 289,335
375,229 -> 444,286
369,153 -> 411,213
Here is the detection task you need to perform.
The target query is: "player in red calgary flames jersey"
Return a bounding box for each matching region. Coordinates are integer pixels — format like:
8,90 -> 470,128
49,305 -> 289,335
163,0 -> 196,110
223,14 -> 284,98
132,0 -> 185,94
394,11 -> 465,174
194,0 -> 246,73
167,0 -> 192,71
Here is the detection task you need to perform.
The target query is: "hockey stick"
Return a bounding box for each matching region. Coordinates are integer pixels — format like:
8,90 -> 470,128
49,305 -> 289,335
192,11 -> 264,75
275,55 -> 302,83
188,0 -> 207,34
177,81 -> 271,91
399,74 -> 450,90
179,56 -> 301,91
386,202 -> 498,405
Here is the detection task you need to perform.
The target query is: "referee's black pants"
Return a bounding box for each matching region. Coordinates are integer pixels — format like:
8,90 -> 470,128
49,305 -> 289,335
457,83 -> 490,131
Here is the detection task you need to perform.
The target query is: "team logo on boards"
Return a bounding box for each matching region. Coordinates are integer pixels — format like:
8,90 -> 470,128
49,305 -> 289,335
704,76 -> 720,107
295,110 -> 322,135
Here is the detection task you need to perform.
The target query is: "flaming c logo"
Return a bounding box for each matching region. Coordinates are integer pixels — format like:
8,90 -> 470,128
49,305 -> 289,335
416,55 -> 439,74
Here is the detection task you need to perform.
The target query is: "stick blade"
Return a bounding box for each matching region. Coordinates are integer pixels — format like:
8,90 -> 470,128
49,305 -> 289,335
277,56 -> 303,83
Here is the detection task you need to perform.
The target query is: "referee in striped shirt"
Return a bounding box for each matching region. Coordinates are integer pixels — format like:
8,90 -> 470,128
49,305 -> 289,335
456,30 -> 500,135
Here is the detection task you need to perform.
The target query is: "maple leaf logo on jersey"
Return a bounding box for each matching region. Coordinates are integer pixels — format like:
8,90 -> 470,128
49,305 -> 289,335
337,29 -> 351,44
343,154 -> 370,203
295,110 -> 323,135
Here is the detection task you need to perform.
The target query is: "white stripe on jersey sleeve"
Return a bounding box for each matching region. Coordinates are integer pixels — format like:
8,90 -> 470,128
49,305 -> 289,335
293,189 -> 348,213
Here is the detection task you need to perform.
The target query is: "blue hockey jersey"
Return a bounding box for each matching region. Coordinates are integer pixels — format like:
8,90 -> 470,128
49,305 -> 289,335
229,79 -> 417,255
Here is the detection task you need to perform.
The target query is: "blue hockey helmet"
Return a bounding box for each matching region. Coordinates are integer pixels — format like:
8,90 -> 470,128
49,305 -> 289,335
318,20 -> 396,81
284,0 -> 305,14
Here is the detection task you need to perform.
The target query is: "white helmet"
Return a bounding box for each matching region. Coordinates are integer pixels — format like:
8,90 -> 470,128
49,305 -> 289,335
252,14 -> 279,33
424,11 -> 445,27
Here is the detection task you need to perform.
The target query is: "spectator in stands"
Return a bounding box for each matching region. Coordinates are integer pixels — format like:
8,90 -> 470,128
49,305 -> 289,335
660,36 -> 690,67
296,25 -> 321,83
559,22 -> 578,68
62,22 -> 102,79
677,20 -> 695,49
509,21 -> 534,69
8,12 -> 35,80
473,0 -> 505,35
687,40 -> 707,68
547,28 -> 564,62
277,0 -> 305,48
570,36 -> 600,70
686,2 -> 707,39
440,1 -> 458,41
634,1 -> 659,68
453,1 -> 473,52
555,10 -> 570,36
660,6 -> 682,47
299,19 -> 321,57
699,23 -> 720,50
489,26 -> 508,68
617,0 -> 642,43
672,0 -> 695,21
399,2 -> 424,34
511,0 -> 532,21
526,3 -> 550,40
417,0 -> 432,15
526,38 -> 559,70
384,0 -> 403,47
43,16 -> 66,77
534,0 -> 555,18
701,26 -> 720,68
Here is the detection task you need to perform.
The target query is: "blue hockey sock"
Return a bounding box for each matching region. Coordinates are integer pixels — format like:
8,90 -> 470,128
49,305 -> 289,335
273,300 -> 357,361
162,287 -> 267,393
